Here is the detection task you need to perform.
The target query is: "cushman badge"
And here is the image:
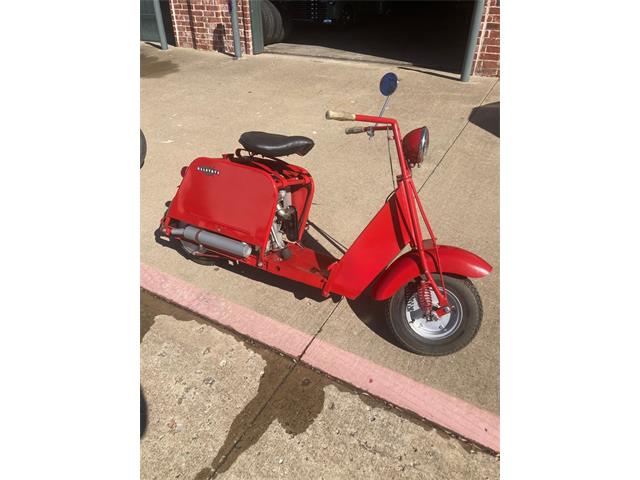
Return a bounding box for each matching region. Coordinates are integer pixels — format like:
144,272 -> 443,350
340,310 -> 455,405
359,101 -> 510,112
197,166 -> 220,176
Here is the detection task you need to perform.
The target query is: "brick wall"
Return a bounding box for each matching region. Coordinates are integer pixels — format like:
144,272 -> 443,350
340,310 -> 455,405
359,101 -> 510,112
169,0 -> 253,55
473,0 -> 500,77
166,0 -> 500,78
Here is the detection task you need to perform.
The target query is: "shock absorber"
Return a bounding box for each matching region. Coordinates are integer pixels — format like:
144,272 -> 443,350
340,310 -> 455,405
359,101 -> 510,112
416,280 -> 433,315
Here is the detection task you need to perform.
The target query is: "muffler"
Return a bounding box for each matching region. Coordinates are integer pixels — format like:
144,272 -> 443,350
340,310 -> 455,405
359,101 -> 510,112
170,225 -> 252,258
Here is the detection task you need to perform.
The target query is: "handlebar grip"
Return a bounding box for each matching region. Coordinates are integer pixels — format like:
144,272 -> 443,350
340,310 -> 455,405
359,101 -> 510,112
345,126 -> 367,135
325,110 -> 357,121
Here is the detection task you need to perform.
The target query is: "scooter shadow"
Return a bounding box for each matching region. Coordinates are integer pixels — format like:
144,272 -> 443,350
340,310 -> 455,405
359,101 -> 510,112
154,227 -> 339,304
346,285 -> 405,350
153,224 -> 403,349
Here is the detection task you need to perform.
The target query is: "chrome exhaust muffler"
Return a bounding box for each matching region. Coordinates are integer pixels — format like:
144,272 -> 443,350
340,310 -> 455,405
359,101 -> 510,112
170,225 -> 252,258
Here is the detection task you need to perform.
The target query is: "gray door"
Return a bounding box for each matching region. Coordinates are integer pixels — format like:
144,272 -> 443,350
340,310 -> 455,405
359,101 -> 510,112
140,0 -> 175,45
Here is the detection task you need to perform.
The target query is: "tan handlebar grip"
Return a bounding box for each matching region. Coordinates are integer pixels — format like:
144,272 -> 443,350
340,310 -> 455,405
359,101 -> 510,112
345,126 -> 367,135
325,110 -> 357,121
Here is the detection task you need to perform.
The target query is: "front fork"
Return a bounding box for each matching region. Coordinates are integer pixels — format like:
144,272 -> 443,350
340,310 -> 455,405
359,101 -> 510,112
380,118 -> 450,316
400,174 -> 450,315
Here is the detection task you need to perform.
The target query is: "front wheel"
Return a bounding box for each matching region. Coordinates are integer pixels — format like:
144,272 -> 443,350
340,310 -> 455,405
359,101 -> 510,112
386,274 -> 482,356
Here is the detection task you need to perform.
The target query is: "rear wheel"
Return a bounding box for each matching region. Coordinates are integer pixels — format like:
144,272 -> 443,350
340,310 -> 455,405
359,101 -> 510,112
175,222 -> 218,266
386,274 -> 482,356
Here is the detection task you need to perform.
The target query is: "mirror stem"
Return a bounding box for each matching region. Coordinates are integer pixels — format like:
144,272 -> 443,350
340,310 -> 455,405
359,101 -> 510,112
370,96 -> 391,138
378,95 -> 391,118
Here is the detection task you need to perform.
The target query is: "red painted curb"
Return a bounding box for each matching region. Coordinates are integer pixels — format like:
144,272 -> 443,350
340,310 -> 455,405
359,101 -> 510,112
301,339 -> 499,452
141,263 -> 313,357
141,263 -> 499,452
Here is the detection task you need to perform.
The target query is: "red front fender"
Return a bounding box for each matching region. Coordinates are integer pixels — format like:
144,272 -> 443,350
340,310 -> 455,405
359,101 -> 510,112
370,243 -> 492,301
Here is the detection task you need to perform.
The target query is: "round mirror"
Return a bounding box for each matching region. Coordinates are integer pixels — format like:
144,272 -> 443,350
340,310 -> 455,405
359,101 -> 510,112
379,72 -> 398,96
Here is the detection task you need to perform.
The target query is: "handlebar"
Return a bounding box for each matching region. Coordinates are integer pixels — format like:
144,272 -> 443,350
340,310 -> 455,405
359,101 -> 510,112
325,110 -> 356,121
345,125 -> 392,135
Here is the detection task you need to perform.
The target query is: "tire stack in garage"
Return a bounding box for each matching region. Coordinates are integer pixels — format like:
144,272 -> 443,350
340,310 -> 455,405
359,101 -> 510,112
262,0 -> 291,45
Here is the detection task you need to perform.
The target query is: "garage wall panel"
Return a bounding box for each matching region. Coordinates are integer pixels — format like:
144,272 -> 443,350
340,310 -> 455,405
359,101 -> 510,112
473,0 -> 500,77
169,0 -> 253,54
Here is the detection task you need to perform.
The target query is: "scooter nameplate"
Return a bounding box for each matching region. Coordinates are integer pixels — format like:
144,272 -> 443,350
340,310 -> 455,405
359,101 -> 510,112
166,157 -> 279,250
196,166 -> 220,176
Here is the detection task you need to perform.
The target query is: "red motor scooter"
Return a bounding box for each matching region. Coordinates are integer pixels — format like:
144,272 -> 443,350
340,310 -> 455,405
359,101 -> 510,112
160,73 -> 492,355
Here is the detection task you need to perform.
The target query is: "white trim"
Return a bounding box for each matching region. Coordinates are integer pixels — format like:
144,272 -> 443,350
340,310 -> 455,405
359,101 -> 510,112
473,0 -> 491,76
168,0 -> 180,47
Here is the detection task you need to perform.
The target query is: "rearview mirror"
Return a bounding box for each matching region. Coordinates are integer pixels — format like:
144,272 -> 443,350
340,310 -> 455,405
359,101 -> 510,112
379,72 -> 398,97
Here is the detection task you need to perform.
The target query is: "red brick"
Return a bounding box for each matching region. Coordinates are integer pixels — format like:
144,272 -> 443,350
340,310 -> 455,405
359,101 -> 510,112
480,60 -> 499,68
171,0 -> 254,55
481,53 -> 500,61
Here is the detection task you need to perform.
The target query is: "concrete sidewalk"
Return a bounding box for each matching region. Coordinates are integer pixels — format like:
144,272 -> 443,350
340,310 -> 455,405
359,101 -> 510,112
141,44 -> 499,414
141,292 -> 499,479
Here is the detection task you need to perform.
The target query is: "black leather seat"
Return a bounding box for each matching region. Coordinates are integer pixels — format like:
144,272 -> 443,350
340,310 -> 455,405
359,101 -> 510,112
239,131 -> 314,158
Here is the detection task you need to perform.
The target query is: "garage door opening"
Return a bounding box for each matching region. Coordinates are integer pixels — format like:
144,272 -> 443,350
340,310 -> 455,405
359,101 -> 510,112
261,1 -> 475,74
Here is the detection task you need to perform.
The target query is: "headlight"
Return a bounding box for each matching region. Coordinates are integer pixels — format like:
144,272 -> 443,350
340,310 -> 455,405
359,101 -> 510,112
401,127 -> 429,168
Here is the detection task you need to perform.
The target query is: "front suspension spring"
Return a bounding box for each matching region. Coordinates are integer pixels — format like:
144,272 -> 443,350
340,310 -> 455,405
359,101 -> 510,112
416,280 -> 432,313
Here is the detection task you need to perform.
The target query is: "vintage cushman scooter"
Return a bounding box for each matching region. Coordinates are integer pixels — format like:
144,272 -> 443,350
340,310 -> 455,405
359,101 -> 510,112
160,73 -> 492,355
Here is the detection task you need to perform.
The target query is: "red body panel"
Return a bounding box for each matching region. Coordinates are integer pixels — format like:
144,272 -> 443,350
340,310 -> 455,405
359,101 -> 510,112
325,185 -> 412,299
165,156 -> 314,252
370,242 -> 493,301
167,157 -> 277,249
261,243 -> 336,289
228,155 -> 315,242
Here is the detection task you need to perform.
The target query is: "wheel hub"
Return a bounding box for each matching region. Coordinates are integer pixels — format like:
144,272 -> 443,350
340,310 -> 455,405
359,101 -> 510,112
405,287 -> 463,340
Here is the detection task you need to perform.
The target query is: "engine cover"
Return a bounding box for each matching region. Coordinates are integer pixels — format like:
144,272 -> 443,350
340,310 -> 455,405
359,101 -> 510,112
165,155 -> 314,253
166,156 -> 279,250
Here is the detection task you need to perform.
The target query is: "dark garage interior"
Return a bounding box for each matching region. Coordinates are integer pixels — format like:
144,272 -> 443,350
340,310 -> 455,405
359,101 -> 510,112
263,1 -> 476,74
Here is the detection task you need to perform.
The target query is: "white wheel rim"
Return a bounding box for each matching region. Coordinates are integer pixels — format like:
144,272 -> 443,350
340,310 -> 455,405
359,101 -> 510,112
404,286 -> 463,340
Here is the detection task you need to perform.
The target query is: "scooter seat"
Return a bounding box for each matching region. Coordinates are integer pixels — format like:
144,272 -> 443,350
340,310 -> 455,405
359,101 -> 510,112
239,131 -> 314,158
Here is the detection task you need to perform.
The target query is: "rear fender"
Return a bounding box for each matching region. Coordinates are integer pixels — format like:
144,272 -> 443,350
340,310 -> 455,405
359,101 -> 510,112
370,243 -> 492,301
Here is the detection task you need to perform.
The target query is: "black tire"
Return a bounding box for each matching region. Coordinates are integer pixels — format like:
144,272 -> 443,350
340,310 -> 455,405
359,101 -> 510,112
178,242 -> 218,266
261,0 -> 276,45
268,1 -> 284,43
386,274 -> 482,356
262,0 -> 284,45
175,222 -> 218,266
140,130 -> 147,169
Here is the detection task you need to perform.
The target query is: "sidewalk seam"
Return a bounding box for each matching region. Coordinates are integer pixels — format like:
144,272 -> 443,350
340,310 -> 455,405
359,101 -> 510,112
417,78 -> 499,195
298,298 -> 344,360
140,263 -> 499,452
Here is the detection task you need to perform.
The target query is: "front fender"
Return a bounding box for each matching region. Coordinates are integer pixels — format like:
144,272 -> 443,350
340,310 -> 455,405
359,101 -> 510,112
370,243 -> 492,301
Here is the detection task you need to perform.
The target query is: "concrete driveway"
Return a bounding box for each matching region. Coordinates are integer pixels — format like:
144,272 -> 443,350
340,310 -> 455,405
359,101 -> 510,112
141,291 -> 499,479
141,44 -> 499,413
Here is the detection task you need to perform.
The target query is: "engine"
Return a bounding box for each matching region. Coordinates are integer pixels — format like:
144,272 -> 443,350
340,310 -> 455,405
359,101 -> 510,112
163,155 -> 314,262
266,189 -> 299,257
